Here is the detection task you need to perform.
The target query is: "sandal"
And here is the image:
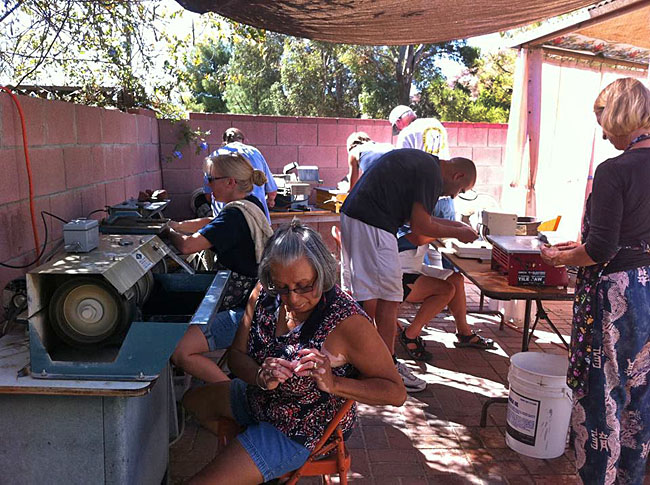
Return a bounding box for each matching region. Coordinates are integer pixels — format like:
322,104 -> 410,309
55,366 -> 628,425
454,332 -> 495,350
399,328 -> 433,361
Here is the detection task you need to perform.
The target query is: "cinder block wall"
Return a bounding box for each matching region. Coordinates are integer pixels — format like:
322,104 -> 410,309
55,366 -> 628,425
160,113 -> 507,220
0,94 -> 162,306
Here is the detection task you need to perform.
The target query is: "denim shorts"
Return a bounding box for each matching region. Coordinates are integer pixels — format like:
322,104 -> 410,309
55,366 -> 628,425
199,307 -> 245,351
230,378 -> 311,481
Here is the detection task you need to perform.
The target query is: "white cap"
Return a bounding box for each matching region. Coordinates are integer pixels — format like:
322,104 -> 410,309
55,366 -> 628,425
388,105 -> 415,134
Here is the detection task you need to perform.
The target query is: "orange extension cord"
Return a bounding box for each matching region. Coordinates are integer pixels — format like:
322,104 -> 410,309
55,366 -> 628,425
1,86 -> 40,265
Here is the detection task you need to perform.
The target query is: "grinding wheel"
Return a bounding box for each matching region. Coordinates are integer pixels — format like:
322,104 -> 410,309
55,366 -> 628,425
49,277 -> 133,347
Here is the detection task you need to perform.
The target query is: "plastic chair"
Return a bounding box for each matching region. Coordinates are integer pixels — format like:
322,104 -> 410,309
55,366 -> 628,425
213,399 -> 355,484
538,215 -> 561,232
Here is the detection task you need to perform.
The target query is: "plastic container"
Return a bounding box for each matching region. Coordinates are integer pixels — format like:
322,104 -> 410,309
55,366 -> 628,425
506,352 -> 572,459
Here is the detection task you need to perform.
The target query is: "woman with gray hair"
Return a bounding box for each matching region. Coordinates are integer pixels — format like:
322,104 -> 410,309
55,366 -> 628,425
183,219 -> 406,484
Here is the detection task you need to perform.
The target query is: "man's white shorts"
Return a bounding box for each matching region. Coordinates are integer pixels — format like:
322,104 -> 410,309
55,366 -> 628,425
340,213 -> 403,302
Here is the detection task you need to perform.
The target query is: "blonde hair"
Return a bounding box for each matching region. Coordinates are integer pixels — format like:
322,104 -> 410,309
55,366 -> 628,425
206,152 -> 267,194
596,78 -> 650,136
346,131 -> 371,153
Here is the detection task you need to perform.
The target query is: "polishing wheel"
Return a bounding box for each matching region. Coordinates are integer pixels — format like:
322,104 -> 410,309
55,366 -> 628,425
49,277 -> 134,347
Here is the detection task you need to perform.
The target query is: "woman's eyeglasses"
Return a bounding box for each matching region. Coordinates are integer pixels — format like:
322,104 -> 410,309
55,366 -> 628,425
268,281 -> 316,296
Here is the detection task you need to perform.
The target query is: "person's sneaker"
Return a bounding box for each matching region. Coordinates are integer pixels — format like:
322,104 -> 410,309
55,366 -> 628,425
395,360 -> 427,393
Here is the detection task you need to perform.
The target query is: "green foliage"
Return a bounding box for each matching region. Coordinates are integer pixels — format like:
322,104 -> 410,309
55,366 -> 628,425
182,42 -> 230,113
274,40 -> 360,117
223,33 -> 283,114
416,49 -> 515,122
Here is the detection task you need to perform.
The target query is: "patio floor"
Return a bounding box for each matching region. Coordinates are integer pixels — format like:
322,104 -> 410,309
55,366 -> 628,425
168,281 -> 647,484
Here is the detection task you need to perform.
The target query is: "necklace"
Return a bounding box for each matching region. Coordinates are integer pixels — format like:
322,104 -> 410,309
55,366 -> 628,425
626,133 -> 650,151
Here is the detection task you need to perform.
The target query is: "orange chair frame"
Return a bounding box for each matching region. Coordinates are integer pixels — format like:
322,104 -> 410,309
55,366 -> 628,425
214,399 -> 355,484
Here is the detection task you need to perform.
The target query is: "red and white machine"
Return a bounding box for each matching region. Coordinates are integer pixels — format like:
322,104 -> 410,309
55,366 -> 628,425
489,236 -> 568,287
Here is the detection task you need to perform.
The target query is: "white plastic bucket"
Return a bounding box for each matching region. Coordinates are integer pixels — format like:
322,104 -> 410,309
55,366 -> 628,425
505,352 -> 573,459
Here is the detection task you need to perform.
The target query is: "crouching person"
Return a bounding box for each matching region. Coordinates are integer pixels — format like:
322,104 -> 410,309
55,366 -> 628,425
183,220 -> 406,484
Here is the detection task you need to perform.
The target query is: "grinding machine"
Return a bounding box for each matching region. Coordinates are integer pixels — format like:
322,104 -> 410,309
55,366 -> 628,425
27,233 -> 228,380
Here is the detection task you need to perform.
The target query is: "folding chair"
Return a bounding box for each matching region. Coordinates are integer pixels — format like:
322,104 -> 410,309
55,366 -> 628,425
214,399 -> 355,484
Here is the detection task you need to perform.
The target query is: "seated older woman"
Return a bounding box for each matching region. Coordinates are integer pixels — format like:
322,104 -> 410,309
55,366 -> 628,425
183,220 -> 406,484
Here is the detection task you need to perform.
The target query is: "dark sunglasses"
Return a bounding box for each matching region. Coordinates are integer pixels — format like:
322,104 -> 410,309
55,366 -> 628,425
204,173 -> 230,183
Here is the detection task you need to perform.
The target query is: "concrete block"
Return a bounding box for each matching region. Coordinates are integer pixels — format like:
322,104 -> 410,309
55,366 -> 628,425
137,115 -> 153,144
80,184 -> 107,217
151,118 -> 160,144
457,126 -> 488,147
232,121 -> 277,146
122,113 -> 138,145
144,145 -> 160,173
0,198 -> 51,261
2,94 -> 46,147
256,145 -> 298,169
0,149 -> 21,205
63,146 -> 94,188
449,147 -> 473,160
104,146 -> 124,181
30,147 -> 66,197
318,167 -> 347,187
45,99 -> 76,145
102,109 -> 127,144
476,165 -> 504,183
446,126 -> 459,147
122,145 -> 139,176
298,146 -> 338,168
135,145 -> 149,175
164,193 -> 192,221
162,169 -> 197,195
336,146 -> 349,169
90,146 -> 108,183
354,121 -> 392,143
318,123 -> 354,147
76,105 -> 103,145
49,190 -> 84,240
277,123 -> 317,146
472,147 -> 503,166
488,127 -> 508,147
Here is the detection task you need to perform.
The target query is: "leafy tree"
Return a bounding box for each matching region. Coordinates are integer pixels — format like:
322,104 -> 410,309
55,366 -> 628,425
415,49 -> 515,122
274,39 -> 360,117
0,0 -> 185,114
181,41 -> 230,113
224,32 -> 284,114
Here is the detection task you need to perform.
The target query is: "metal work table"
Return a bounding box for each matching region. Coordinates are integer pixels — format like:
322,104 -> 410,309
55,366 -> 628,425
435,243 -> 574,427
0,331 -> 172,485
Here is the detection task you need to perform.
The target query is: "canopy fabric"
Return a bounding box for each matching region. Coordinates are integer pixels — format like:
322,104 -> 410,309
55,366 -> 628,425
176,0 -> 596,45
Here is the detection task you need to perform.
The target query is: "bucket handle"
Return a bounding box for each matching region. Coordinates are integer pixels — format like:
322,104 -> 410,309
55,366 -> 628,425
562,388 -> 573,403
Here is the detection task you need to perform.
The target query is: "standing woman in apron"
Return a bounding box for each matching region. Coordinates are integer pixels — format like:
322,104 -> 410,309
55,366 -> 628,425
542,77 -> 650,484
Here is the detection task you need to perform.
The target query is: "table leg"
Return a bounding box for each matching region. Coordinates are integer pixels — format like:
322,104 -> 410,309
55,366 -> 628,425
480,396 -> 508,427
521,300 -> 532,352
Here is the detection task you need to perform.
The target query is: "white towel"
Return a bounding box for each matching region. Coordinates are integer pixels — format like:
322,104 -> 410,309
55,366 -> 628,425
224,199 -> 274,263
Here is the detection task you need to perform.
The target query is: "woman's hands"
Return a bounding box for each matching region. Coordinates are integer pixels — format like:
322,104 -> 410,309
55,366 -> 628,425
258,357 -> 295,391
258,348 -> 335,393
294,348 -> 335,393
540,241 -> 580,266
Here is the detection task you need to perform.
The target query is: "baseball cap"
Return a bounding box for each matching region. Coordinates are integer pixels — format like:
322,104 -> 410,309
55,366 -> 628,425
388,105 -> 415,135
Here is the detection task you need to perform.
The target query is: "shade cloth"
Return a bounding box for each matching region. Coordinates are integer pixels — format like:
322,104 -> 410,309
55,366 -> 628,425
175,0 -> 596,45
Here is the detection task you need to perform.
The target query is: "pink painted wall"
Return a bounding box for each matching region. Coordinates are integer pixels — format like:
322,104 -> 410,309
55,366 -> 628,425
0,94 -> 162,312
0,98 -> 507,321
160,113 -> 507,220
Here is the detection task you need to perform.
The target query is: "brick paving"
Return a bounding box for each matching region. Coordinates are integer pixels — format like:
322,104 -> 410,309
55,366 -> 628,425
169,281 -> 647,484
